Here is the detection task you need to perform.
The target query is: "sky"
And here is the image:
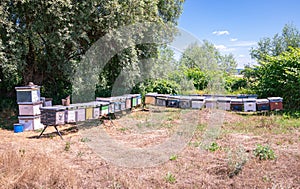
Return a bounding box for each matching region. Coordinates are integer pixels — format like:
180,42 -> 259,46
175,0 -> 300,68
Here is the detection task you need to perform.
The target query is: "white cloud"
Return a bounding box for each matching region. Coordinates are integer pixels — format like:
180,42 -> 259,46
212,30 -> 230,36
214,44 -> 235,52
238,54 -> 245,57
230,38 -> 238,42
214,44 -> 227,50
231,41 -> 257,47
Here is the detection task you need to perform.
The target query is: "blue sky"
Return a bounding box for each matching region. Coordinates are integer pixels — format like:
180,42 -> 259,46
176,0 -> 300,68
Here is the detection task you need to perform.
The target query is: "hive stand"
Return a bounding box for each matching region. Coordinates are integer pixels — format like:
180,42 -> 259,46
38,125 -> 63,140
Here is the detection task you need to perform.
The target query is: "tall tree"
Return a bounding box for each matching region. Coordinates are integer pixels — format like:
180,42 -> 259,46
250,23 -> 300,61
0,0 -> 185,102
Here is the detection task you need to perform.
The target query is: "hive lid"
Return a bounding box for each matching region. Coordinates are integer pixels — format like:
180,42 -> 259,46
217,97 -> 231,102
40,106 -> 66,111
256,99 -> 269,103
18,115 -> 41,119
18,101 -> 43,105
267,97 -> 283,102
243,98 -> 257,102
231,99 -> 243,103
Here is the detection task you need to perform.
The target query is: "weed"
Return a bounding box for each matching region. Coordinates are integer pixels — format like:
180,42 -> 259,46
196,124 -> 206,132
188,141 -> 201,147
118,127 -> 128,132
80,137 -> 91,142
65,142 -> 71,151
165,172 -> 176,184
227,146 -> 248,178
206,142 -> 220,152
77,151 -> 84,157
254,144 -> 276,160
169,155 -> 178,161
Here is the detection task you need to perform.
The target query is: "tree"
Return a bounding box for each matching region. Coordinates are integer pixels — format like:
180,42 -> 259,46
250,23 -> 300,61
254,47 -> 300,109
0,0 -> 185,103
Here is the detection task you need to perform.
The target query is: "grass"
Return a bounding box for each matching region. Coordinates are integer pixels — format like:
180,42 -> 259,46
222,113 -> 299,136
0,149 -> 80,188
165,172 -> 176,184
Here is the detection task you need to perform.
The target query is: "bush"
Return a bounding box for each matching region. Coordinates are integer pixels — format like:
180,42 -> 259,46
184,68 -> 209,90
145,78 -> 180,95
225,76 -> 248,92
254,144 -> 276,160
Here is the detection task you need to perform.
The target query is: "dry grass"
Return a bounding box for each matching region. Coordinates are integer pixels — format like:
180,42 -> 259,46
0,148 -> 81,188
0,107 -> 299,188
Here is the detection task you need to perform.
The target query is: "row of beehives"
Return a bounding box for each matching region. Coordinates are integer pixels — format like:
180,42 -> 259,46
39,94 -> 142,126
14,82 -> 142,130
144,93 -> 283,112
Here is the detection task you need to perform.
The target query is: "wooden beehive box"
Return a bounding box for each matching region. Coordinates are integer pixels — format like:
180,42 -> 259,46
18,115 -> 43,131
256,99 -> 270,111
191,96 -> 205,109
205,98 -> 217,109
18,101 -> 42,116
40,106 -> 66,125
243,98 -> 257,112
166,96 -> 179,108
15,85 -> 41,103
217,97 -> 231,111
230,99 -> 243,111
145,93 -> 158,105
179,97 -> 191,109
268,97 -> 283,111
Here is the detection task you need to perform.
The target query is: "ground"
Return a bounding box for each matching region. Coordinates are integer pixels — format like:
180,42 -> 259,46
0,107 -> 299,188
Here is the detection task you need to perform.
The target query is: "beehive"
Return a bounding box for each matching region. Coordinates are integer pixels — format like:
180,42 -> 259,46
191,96 -> 205,109
18,101 -> 42,116
15,85 -> 40,103
166,97 -> 179,108
145,93 -> 158,105
40,106 -> 66,125
179,97 -> 191,109
230,99 -> 243,111
64,105 -> 76,123
156,96 -> 167,106
268,97 -> 283,111
217,97 -> 231,111
243,98 -> 256,112
205,98 -> 217,109
18,115 -> 43,131
256,99 -> 270,111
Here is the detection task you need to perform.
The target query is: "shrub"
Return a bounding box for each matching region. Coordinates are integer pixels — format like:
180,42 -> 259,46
254,144 -> 276,160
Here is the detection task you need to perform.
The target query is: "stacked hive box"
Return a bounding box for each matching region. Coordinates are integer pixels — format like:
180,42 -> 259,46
40,106 -> 65,125
15,84 -> 43,131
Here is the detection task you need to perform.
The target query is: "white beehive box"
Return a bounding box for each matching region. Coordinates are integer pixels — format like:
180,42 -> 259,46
244,98 -> 256,112
15,85 -> 40,103
217,97 -> 231,111
191,96 -> 205,109
18,115 -> 43,131
18,102 -> 42,116
205,98 -> 217,109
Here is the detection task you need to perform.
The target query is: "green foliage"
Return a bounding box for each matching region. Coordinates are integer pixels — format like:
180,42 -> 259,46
225,76 -> 248,92
179,41 -> 237,73
254,47 -> 300,109
165,172 -> 176,184
64,142 -> 71,152
0,0 -> 184,106
145,78 -> 180,94
184,68 -> 209,90
254,144 -> 276,160
206,142 -> 220,152
251,23 -> 300,61
169,154 -> 178,161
